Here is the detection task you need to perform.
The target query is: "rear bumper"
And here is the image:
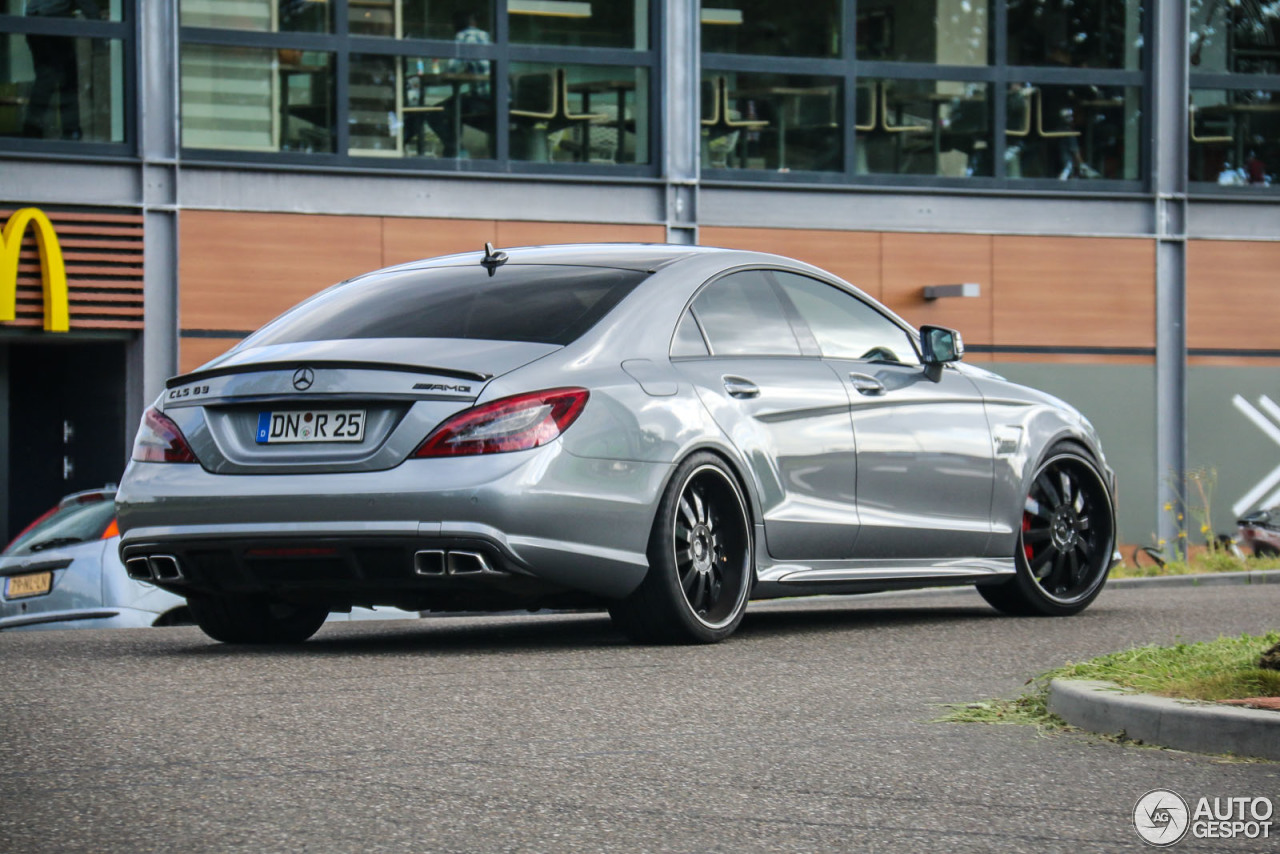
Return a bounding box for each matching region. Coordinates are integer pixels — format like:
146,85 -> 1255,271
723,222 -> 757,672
117,444 -> 669,605
0,606 -> 160,631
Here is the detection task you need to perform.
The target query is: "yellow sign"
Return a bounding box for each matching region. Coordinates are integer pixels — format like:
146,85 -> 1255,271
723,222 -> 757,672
0,207 -> 69,332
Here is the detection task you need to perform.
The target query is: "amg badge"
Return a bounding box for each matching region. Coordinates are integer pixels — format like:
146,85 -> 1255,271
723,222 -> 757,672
414,382 -> 472,393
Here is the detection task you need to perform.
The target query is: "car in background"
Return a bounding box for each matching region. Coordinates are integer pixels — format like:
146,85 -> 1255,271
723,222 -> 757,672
1238,506 -> 1280,558
1,487 -> 189,631
117,244 -> 1119,646
2,488 -> 419,632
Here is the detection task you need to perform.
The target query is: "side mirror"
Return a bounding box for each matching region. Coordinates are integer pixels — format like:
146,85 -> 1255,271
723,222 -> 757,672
920,325 -> 964,365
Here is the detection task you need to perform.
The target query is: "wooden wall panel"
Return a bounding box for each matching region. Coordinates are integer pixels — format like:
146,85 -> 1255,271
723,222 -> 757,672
179,338 -> 240,374
700,227 -> 882,300
881,233 -> 993,345
992,236 -> 1155,349
180,211 -> 383,332
494,221 -> 665,247
381,217 -> 496,267
1187,240 -> 1280,352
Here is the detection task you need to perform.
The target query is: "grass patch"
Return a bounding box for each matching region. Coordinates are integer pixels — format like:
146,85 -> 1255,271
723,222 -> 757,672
941,631 -> 1280,729
1111,552 -> 1280,579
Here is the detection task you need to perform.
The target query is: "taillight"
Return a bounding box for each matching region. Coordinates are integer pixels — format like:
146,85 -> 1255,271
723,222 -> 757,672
413,388 -> 589,458
131,407 -> 197,463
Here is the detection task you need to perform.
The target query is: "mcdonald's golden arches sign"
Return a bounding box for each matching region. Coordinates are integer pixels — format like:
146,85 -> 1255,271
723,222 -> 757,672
0,206 -> 145,332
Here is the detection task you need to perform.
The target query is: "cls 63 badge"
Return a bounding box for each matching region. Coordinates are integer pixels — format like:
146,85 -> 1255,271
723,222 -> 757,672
167,384 -> 210,401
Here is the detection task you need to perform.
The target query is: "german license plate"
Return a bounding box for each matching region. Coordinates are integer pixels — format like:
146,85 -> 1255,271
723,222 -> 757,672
6,571 -> 52,599
256,410 -> 366,444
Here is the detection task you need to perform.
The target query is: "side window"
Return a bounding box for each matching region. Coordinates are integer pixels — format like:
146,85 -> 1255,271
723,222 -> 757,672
671,311 -> 710,357
691,270 -> 802,357
773,272 -> 920,366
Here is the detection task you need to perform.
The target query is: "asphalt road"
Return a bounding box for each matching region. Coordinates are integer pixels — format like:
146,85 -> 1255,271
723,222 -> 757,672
1,583 -> 1277,853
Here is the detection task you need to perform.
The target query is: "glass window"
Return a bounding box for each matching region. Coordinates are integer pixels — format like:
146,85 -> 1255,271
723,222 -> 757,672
510,62 -> 649,164
350,3 -> 494,45
855,0 -> 990,66
510,0 -> 649,50
1189,88 -> 1278,187
181,45 -> 335,152
0,33 -> 124,142
1190,1 -> 1280,75
701,72 -> 841,172
243,265 -> 650,348
774,272 -> 919,365
350,54 -> 494,159
3,0 -> 122,21
671,311 -> 710,358
691,271 -> 802,357
1005,83 -> 1140,180
856,79 -> 992,177
180,0 -> 331,34
3,494 -> 115,557
701,0 -> 840,58
1007,0 -> 1143,70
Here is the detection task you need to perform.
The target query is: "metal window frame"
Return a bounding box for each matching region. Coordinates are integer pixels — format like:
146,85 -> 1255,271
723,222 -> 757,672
1186,72 -> 1280,194
700,0 -> 1152,193
0,3 -> 137,155
175,0 -> 662,176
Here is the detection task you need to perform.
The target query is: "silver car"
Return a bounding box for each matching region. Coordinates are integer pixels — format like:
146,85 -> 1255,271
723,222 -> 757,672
2,487 -> 188,631
116,244 -> 1117,644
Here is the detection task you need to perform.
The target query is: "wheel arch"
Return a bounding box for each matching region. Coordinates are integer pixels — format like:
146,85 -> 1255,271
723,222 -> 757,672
655,441 -> 762,536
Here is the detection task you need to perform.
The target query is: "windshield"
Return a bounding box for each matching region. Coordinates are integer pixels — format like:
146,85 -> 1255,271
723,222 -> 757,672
4,497 -> 115,556
241,264 -> 649,349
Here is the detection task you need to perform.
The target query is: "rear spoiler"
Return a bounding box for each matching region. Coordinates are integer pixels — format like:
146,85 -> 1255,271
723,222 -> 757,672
166,360 -> 492,389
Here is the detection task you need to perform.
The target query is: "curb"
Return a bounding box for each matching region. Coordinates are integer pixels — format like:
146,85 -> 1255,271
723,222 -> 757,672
1047,679 -> 1280,761
1106,569 -> 1280,589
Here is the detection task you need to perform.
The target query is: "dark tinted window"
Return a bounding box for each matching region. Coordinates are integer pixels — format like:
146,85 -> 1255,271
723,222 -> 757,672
243,265 -> 648,347
691,270 -> 802,356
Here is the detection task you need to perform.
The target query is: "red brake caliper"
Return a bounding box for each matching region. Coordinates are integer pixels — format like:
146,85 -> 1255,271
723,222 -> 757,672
1022,512 -> 1034,562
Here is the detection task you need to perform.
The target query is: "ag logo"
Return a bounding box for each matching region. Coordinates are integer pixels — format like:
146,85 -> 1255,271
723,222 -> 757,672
1134,789 -> 1190,847
292,367 -> 315,391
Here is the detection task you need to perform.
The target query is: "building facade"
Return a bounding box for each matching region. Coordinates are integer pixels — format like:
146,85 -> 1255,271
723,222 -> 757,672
1,0 -> 1278,550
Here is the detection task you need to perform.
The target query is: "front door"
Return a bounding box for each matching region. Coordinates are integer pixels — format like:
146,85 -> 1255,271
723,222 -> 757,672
771,271 -> 994,559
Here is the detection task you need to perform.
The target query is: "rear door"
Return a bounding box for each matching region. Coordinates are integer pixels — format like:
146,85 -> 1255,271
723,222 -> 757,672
771,271 -> 995,559
670,270 -> 859,560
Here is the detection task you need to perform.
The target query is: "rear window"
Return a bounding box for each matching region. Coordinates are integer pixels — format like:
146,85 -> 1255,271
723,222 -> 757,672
242,264 -> 649,348
4,496 -> 115,556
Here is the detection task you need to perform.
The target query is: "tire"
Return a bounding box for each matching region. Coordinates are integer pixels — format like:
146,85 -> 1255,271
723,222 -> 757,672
978,443 -> 1115,617
609,453 -> 754,643
1254,542 -> 1280,558
187,594 -> 328,644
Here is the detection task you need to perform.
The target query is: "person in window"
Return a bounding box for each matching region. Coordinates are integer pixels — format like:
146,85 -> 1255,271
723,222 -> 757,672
424,13 -> 493,158
1038,46 -> 1102,180
22,0 -> 101,140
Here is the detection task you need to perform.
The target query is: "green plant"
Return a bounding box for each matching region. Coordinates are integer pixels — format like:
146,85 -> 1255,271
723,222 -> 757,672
940,632 -> 1280,730
1151,466 -> 1228,563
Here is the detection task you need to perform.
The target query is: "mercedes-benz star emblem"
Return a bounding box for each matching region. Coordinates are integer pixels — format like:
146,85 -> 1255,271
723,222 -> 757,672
292,367 -> 315,391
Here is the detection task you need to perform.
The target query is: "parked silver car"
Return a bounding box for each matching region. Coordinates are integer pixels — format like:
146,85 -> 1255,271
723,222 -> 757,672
2,487 -> 188,630
117,244 -> 1117,644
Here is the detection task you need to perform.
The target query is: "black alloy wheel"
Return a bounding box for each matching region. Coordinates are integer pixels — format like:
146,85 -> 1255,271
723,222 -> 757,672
980,445 -> 1115,616
609,453 -> 753,643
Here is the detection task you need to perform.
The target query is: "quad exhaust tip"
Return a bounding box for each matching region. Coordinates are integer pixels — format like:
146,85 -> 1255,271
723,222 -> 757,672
125,555 -> 183,582
414,549 -> 504,576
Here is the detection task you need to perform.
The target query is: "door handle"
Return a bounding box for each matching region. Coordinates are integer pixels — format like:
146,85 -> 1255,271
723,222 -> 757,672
848,372 -> 886,396
722,376 -> 760,399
